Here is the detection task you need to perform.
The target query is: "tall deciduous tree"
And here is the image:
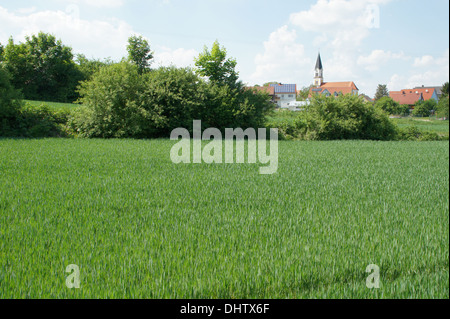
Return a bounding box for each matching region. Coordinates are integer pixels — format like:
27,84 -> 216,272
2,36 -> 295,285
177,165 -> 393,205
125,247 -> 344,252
374,84 -> 389,101
442,82 -> 449,99
0,65 -> 22,120
413,99 -> 437,117
375,96 -> 401,115
195,40 -> 239,88
437,96 -> 449,119
127,35 -> 154,74
3,33 -> 82,102
0,43 -> 4,62
297,86 -> 312,101
75,54 -> 113,80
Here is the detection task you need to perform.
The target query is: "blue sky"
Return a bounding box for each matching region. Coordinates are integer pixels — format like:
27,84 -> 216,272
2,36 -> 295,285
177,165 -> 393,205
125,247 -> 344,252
0,0 -> 448,97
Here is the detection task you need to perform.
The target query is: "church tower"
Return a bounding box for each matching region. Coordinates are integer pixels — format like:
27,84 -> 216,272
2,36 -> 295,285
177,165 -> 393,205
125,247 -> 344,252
314,53 -> 324,87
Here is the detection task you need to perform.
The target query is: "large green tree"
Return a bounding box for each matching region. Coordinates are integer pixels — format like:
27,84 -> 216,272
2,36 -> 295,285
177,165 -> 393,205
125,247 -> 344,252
0,65 -> 22,119
195,40 -> 239,88
413,99 -> 438,117
375,96 -> 407,115
75,54 -> 113,80
297,86 -> 312,101
442,82 -> 449,99
3,32 -> 82,102
0,43 -> 4,62
374,84 -> 389,101
436,96 -> 449,119
127,35 -> 154,74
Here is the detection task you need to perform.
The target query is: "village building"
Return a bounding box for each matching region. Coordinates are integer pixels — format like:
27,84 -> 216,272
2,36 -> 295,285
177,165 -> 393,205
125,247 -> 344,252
414,86 -> 444,99
250,85 -> 276,103
359,94 -> 374,103
389,87 -> 440,107
309,53 -> 359,97
269,83 -> 297,108
246,83 -> 297,108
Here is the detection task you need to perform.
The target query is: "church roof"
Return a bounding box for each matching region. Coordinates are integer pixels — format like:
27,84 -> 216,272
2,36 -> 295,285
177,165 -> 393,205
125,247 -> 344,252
309,82 -> 359,96
321,82 -> 358,90
315,53 -> 323,70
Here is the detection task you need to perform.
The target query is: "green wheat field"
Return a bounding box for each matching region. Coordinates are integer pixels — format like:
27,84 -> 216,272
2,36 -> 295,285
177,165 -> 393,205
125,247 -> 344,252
0,139 -> 448,298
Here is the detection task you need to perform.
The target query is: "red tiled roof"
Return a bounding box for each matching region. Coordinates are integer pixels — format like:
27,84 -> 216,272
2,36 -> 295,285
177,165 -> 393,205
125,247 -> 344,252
389,88 -> 436,106
246,86 -> 275,95
309,81 -> 359,96
321,82 -> 358,90
412,88 -> 436,100
390,92 -> 422,106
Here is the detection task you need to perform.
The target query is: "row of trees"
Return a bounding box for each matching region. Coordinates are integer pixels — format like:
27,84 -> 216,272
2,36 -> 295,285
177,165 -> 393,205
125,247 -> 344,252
1,33 -> 274,138
67,40 -> 273,138
1,31 -> 447,140
0,33 -> 154,103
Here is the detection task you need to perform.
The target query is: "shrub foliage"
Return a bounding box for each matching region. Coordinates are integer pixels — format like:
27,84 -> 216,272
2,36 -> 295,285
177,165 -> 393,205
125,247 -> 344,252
70,62 -> 274,138
295,94 -> 398,141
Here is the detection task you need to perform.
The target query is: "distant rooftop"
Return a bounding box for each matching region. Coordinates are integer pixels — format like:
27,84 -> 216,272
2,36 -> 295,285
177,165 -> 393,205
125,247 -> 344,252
269,83 -> 297,94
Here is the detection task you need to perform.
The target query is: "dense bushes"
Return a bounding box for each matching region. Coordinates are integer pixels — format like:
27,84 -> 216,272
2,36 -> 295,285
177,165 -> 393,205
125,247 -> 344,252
69,62 -> 153,138
397,126 -> 441,141
69,62 -> 274,138
1,65 -> 69,137
271,95 -> 447,141
375,96 -> 410,116
436,96 -> 449,119
0,66 -> 22,119
2,58 -> 446,141
286,94 -> 398,141
1,103 -> 70,138
1,66 -> 22,136
413,99 -> 438,117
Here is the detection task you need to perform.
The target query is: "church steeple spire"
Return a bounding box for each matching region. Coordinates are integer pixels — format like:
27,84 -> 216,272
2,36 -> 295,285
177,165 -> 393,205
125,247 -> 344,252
315,53 -> 323,71
314,53 -> 324,87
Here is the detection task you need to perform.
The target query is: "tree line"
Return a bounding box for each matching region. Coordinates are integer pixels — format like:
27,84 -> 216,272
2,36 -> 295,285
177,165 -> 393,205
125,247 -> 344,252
0,33 -> 274,138
1,32 -> 447,140
0,32 -> 155,103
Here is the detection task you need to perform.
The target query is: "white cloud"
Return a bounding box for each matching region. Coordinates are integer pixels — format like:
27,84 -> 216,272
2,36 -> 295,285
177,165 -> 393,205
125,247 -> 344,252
250,25 -> 311,85
388,49 -> 449,90
413,55 -> 434,68
282,0 -> 395,96
0,5 -> 200,69
405,50 -> 449,88
387,74 -> 405,91
326,52 -> 359,80
248,0 -> 394,94
290,0 -> 391,50
357,50 -> 407,71
154,46 -> 199,68
0,6 -> 135,60
15,7 -> 37,14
